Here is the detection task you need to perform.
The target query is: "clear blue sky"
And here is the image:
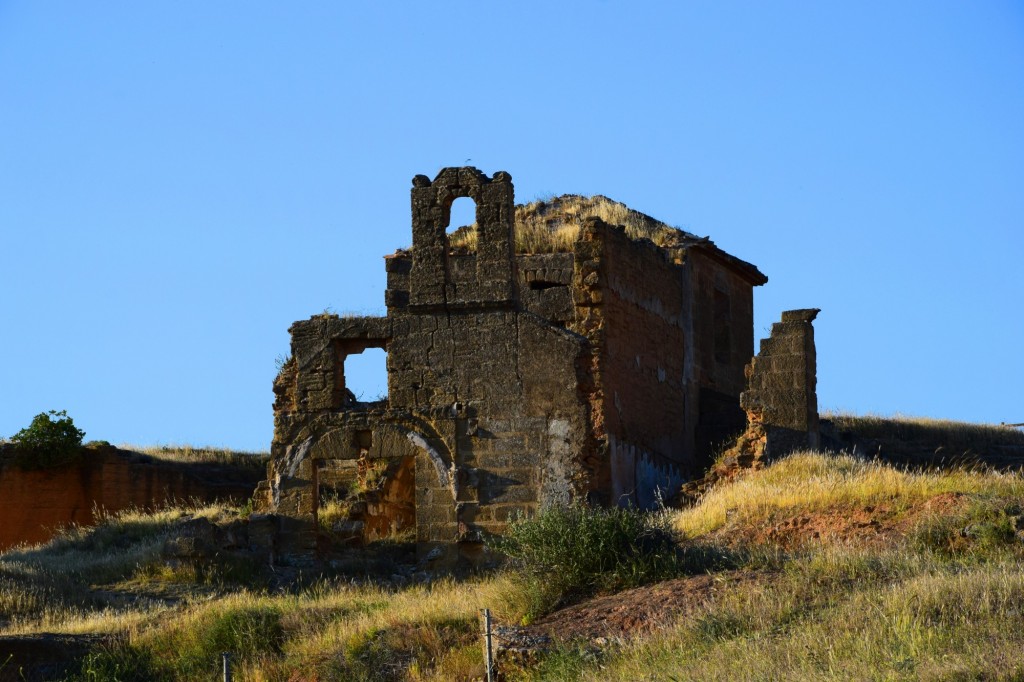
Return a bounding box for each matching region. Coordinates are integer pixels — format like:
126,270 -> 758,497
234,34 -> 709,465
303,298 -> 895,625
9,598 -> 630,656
1,2 -> 1022,451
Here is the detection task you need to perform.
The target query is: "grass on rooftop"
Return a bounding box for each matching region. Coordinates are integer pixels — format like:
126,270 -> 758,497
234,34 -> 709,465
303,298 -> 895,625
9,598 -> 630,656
447,194 -> 691,254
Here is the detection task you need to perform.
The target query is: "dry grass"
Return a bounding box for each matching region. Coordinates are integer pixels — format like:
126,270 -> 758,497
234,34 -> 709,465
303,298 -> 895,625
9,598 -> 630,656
536,558 -> 1024,682
0,503 -> 239,637
675,450 -> 1024,538
447,194 -> 695,254
515,452 -> 1024,681
8,448 -> 1024,681
68,575 -> 528,681
120,444 -> 270,470
824,411 -> 1024,451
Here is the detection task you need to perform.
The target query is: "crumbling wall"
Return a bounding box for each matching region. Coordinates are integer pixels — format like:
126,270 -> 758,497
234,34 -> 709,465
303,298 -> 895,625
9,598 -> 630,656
518,253 -> 575,325
681,308 -> 820,501
265,169 -> 595,569
741,308 -> 821,457
409,166 -> 516,307
264,165 -> 772,565
568,218 -> 760,507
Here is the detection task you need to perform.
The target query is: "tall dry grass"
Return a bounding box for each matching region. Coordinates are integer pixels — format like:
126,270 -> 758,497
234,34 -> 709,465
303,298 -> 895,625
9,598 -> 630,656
447,194 -> 693,254
0,503 -> 237,636
8,448 -> 1023,681
824,411 -> 1024,451
675,450 -> 1024,538
120,444 -> 269,470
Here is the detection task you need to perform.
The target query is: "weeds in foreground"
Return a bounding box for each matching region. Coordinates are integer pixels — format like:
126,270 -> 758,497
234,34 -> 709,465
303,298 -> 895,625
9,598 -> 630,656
514,558 -> 1024,682
67,577 -> 522,682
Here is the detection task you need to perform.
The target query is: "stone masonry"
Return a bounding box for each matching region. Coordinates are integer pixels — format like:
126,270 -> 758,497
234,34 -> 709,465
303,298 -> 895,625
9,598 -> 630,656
681,308 -> 821,500
258,167 -> 776,569
741,308 -> 821,457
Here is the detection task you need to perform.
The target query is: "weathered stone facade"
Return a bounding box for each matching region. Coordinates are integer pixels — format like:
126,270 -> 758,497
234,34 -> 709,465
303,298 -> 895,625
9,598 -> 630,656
259,167 -> 768,567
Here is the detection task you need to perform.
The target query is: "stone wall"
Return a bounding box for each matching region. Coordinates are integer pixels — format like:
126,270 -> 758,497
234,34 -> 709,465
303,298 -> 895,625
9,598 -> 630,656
687,252 -> 757,466
0,445 -> 260,551
680,308 -> 821,502
575,220 -> 690,506
741,308 -> 821,457
265,169 -> 595,569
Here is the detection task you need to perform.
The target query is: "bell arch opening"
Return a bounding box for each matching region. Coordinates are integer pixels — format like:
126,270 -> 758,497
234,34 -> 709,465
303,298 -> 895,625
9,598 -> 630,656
445,196 -> 478,251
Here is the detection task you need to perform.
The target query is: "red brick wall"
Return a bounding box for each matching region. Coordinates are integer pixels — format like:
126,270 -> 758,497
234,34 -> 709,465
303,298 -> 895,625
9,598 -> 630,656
0,447 -> 258,551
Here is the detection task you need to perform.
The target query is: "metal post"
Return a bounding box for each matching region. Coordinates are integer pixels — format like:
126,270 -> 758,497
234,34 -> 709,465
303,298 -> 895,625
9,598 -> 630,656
222,651 -> 232,682
481,608 -> 495,682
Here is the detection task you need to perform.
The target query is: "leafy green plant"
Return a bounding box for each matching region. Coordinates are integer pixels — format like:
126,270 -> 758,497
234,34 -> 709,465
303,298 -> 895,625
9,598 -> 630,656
492,504 -> 681,618
10,409 -> 85,469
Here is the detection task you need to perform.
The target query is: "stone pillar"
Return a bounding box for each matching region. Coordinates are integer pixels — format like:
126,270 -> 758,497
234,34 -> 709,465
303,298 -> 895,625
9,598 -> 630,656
740,308 -> 820,458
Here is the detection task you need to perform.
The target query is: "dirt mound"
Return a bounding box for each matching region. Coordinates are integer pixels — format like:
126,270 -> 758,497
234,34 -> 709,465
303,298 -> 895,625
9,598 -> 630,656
523,570 -> 765,643
709,493 -> 974,551
723,505 -> 899,550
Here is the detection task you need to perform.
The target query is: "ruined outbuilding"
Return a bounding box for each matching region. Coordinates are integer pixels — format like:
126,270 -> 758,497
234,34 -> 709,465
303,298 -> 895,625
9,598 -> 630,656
259,167 -> 776,567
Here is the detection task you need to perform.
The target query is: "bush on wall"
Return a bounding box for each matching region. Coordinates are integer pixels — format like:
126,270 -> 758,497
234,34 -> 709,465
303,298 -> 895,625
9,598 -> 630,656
10,409 -> 86,469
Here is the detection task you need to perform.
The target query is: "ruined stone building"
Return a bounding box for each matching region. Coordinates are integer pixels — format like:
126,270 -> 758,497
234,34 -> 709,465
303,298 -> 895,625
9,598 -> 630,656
260,166 -> 774,567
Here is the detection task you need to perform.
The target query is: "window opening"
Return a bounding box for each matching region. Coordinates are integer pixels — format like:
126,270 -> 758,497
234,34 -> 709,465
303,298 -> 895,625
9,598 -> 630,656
344,347 -> 389,403
446,196 -> 478,250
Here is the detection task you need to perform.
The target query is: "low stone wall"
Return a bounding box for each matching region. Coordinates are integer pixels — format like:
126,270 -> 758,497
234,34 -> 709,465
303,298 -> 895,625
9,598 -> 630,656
0,445 -> 261,551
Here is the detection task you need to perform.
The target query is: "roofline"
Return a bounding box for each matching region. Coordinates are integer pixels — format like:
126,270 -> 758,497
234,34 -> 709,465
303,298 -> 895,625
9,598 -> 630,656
690,242 -> 768,286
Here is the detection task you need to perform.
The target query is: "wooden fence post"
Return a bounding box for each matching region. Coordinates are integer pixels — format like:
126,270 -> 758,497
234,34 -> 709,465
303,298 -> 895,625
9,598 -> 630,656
481,608 -> 495,682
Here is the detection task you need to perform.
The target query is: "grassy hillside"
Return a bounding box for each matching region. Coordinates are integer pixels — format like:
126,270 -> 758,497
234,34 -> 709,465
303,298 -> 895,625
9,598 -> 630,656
2,430 -> 1024,680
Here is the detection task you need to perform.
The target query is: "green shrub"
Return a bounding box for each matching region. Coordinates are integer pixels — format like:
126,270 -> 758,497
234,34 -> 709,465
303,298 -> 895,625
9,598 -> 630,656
492,505 -> 681,617
10,409 -> 85,469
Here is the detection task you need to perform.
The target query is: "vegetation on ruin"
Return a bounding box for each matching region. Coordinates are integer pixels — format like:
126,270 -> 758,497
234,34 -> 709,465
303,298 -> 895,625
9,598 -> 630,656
447,194 -> 697,254
7,409 -> 85,469
2,417 -> 1024,680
